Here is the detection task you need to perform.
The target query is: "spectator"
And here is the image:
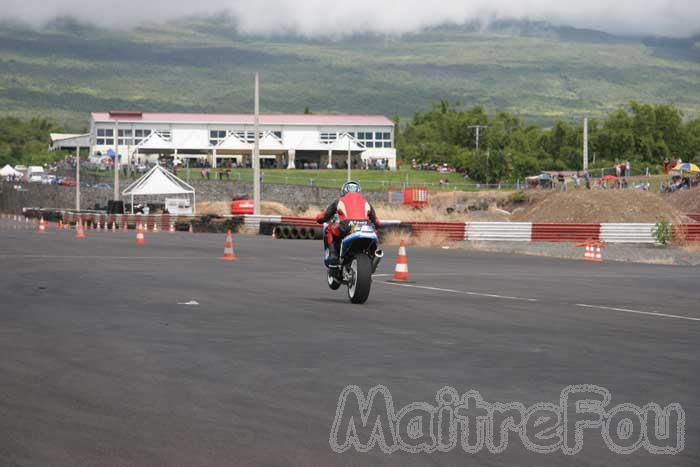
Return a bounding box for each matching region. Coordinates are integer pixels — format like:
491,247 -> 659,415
558,173 -> 566,192
625,160 -> 631,177
584,171 -> 591,190
615,163 -> 621,178
572,172 -> 581,188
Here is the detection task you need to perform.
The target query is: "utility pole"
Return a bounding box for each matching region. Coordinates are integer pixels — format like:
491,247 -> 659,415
75,146 -> 80,211
583,117 -> 589,172
486,148 -> 491,186
468,125 -> 488,184
347,135 -> 352,182
113,120 -> 120,201
253,73 -> 261,215
468,125 -> 488,152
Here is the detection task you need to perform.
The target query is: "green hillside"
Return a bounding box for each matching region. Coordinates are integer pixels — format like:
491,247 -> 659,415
0,18 -> 699,130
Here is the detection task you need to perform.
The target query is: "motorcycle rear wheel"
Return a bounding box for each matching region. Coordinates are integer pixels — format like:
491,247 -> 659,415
347,254 -> 372,304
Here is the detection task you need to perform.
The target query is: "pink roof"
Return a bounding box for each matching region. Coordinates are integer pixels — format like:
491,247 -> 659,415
91,112 -> 393,127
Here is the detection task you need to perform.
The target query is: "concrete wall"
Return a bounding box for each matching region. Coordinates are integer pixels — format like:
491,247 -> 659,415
0,180 -> 387,213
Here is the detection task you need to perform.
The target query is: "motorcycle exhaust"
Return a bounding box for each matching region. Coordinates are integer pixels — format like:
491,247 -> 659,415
372,249 -> 384,273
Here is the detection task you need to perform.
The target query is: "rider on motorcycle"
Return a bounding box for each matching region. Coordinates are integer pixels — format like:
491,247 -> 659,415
315,181 -> 381,266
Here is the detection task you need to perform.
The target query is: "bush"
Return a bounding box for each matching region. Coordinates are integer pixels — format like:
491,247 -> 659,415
510,191 -> 526,204
654,221 -> 673,246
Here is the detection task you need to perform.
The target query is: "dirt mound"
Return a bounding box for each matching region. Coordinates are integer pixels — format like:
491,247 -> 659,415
665,188 -> 700,214
511,190 -> 690,224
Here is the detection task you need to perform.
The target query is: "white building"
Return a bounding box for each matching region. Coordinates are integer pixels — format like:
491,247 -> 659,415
87,111 -> 396,170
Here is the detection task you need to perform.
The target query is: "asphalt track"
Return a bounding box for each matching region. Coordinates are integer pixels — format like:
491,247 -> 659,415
0,219 -> 698,466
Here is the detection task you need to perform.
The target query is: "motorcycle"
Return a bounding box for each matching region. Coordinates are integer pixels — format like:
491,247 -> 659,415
324,220 -> 384,304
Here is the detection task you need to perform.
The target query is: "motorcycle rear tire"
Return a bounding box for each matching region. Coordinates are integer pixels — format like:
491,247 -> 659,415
348,254 -> 372,304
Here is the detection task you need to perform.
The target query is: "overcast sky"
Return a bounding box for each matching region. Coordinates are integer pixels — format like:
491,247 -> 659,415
1,0 -> 699,38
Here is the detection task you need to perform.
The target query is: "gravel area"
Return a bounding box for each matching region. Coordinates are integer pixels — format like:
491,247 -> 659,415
457,241 -> 700,266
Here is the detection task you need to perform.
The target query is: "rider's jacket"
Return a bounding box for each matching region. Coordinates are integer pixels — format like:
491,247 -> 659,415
315,192 -> 381,228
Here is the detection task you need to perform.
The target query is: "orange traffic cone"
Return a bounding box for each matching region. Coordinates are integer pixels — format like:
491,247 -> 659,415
153,222 -> 159,233
221,229 -> 237,261
392,240 -> 410,282
578,240 -> 605,263
189,223 -> 194,234
75,219 -> 85,239
592,244 -> 604,263
135,223 -> 145,245
169,223 -> 175,233
38,217 -> 47,234
111,221 -> 116,232
96,220 -> 101,232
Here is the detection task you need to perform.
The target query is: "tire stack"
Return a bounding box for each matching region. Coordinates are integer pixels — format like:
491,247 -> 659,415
263,223 -> 323,240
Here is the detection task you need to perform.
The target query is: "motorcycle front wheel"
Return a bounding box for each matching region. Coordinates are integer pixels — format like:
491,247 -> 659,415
347,254 -> 372,304
327,269 -> 342,290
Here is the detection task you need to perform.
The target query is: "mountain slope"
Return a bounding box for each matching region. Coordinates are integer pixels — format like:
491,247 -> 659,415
0,19 -> 699,129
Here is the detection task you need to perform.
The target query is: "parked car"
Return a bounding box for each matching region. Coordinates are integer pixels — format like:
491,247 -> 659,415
42,174 -> 57,185
59,177 -> 77,186
27,166 -> 45,183
93,183 -> 113,190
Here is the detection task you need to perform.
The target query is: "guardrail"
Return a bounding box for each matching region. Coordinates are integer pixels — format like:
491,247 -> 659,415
532,224 -> 601,242
675,224 -> 700,242
14,209 -> 700,243
600,223 -> 655,244
467,222 -> 532,242
411,222 -> 466,241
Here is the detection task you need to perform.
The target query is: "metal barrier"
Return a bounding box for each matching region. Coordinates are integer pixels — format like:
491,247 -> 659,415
675,225 -> 700,242
467,222 -> 532,242
532,224 -> 601,242
410,222 -> 466,241
600,223 -> 655,244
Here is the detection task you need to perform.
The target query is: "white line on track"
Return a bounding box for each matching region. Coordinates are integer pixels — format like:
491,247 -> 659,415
379,281 -> 539,302
576,304 -> 700,322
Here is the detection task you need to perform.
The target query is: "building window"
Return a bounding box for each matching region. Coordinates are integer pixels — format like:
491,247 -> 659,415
273,131 -> 282,139
118,129 -> 134,146
134,129 -> 151,145
210,130 -> 228,146
233,131 -> 263,143
356,132 -> 373,148
97,129 -> 114,138
320,132 -> 338,143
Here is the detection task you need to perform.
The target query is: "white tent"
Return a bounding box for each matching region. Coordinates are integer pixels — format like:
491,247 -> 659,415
0,164 -> 22,178
216,133 -> 253,151
259,132 -> 286,153
326,133 -> 365,152
136,132 -> 175,151
122,165 -> 196,214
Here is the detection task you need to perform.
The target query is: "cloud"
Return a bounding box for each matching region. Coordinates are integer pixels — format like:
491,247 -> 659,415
1,0 -> 699,37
